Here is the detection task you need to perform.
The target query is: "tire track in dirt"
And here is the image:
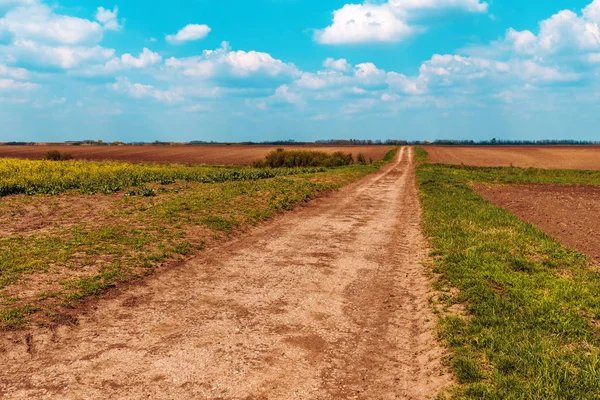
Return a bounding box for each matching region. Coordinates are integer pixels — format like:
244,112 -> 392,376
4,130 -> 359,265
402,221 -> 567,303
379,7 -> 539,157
0,147 -> 450,399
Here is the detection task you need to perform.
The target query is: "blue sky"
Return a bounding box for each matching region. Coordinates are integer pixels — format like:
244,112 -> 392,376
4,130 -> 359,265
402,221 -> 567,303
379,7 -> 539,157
1,0 -> 599,142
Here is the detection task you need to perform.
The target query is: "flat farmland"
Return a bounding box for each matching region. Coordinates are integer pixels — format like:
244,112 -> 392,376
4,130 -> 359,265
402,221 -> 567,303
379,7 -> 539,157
4,145 -> 600,399
426,145 -> 600,170
0,145 -> 389,165
0,148 -> 451,399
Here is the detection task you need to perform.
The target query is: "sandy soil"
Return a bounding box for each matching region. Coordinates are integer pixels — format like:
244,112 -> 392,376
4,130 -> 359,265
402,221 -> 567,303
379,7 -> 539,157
426,146 -> 600,170
0,145 -> 389,165
0,147 -> 449,399
476,183 -> 600,264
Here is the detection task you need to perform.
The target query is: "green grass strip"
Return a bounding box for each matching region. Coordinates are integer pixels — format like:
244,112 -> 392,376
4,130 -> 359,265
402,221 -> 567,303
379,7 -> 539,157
417,160 -> 600,399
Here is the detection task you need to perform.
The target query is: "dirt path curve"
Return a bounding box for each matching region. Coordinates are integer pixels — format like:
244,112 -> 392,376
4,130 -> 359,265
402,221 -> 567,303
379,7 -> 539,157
0,147 -> 450,399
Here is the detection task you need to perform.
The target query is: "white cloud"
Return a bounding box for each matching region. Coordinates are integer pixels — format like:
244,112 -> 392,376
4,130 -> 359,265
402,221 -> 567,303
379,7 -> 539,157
0,77 -> 37,90
0,1 -> 123,71
76,47 -> 161,75
0,63 -> 28,79
381,93 -> 399,102
0,2 -> 103,45
388,0 -> 488,14
9,40 -> 114,69
254,84 -> 303,110
96,6 -> 122,31
296,72 -> 327,89
584,0 -> 600,22
511,60 -> 580,83
165,42 -> 299,86
166,24 -> 211,44
323,58 -> 351,72
111,76 -> 182,103
1,0 -> 599,126
118,48 -> 161,68
0,0 -> 36,5
487,3 -> 600,60
315,3 -> 413,44
387,72 -> 422,94
315,0 -> 487,44
417,54 -> 510,87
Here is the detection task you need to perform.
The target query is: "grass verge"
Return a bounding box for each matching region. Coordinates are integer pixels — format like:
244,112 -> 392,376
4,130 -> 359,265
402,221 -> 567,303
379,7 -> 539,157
415,147 -> 600,399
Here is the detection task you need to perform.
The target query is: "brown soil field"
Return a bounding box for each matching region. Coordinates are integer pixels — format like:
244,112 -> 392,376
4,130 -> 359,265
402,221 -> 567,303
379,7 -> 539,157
0,148 -> 450,399
476,183 -> 600,264
0,145 -> 389,165
427,146 -> 600,170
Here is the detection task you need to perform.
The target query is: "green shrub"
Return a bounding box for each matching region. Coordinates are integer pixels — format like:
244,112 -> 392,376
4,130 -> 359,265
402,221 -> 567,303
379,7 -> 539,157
254,149 -> 354,168
42,151 -> 73,161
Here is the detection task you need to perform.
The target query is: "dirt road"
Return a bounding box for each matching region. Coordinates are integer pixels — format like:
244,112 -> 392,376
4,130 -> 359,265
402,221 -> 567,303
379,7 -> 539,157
0,147 -> 449,399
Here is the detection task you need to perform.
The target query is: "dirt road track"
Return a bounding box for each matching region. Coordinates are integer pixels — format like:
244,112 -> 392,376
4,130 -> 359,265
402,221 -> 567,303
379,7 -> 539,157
0,147 -> 449,399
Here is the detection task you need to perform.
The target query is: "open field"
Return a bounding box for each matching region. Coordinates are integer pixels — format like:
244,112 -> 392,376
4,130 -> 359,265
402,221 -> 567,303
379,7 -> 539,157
426,146 -> 600,170
417,148 -> 600,398
3,145 -> 600,399
0,145 -> 389,165
0,157 -> 390,330
476,184 -> 600,264
0,148 -> 453,399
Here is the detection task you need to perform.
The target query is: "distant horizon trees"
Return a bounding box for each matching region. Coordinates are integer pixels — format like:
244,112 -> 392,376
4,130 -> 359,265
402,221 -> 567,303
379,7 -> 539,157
2,139 -> 598,146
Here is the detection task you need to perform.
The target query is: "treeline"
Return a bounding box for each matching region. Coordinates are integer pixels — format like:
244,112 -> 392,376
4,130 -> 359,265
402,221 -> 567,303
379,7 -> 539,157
2,139 -> 599,146
432,139 -> 600,145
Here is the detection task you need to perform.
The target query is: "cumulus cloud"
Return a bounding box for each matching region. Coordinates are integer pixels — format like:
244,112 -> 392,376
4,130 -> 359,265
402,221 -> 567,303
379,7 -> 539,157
315,0 -> 487,44
470,1 -> 600,64
0,1 -> 125,71
111,76 -> 182,103
165,42 -> 300,87
254,84 -> 303,110
96,6 -> 122,31
296,73 -> 327,89
315,3 -> 414,44
166,24 -> 211,44
388,0 -> 488,14
0,77 -> 37,90
0,2 -> 104,45
8,40 -> 115,69
1,0 -> 600,126
76,47 -> 161,75
121,48 -> 161,67
323,57 -> 351,72
584,0 -> 600,22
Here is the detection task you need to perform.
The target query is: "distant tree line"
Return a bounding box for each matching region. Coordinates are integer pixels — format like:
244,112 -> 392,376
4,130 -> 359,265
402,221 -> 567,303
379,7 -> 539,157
1,138 -> 598,146
432,139 -> 600,145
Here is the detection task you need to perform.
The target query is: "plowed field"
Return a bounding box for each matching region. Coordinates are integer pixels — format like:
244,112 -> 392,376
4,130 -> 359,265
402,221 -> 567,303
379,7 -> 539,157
476,183 -> 600,264
426,146 -> 600,170
0,145 -> 389,165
